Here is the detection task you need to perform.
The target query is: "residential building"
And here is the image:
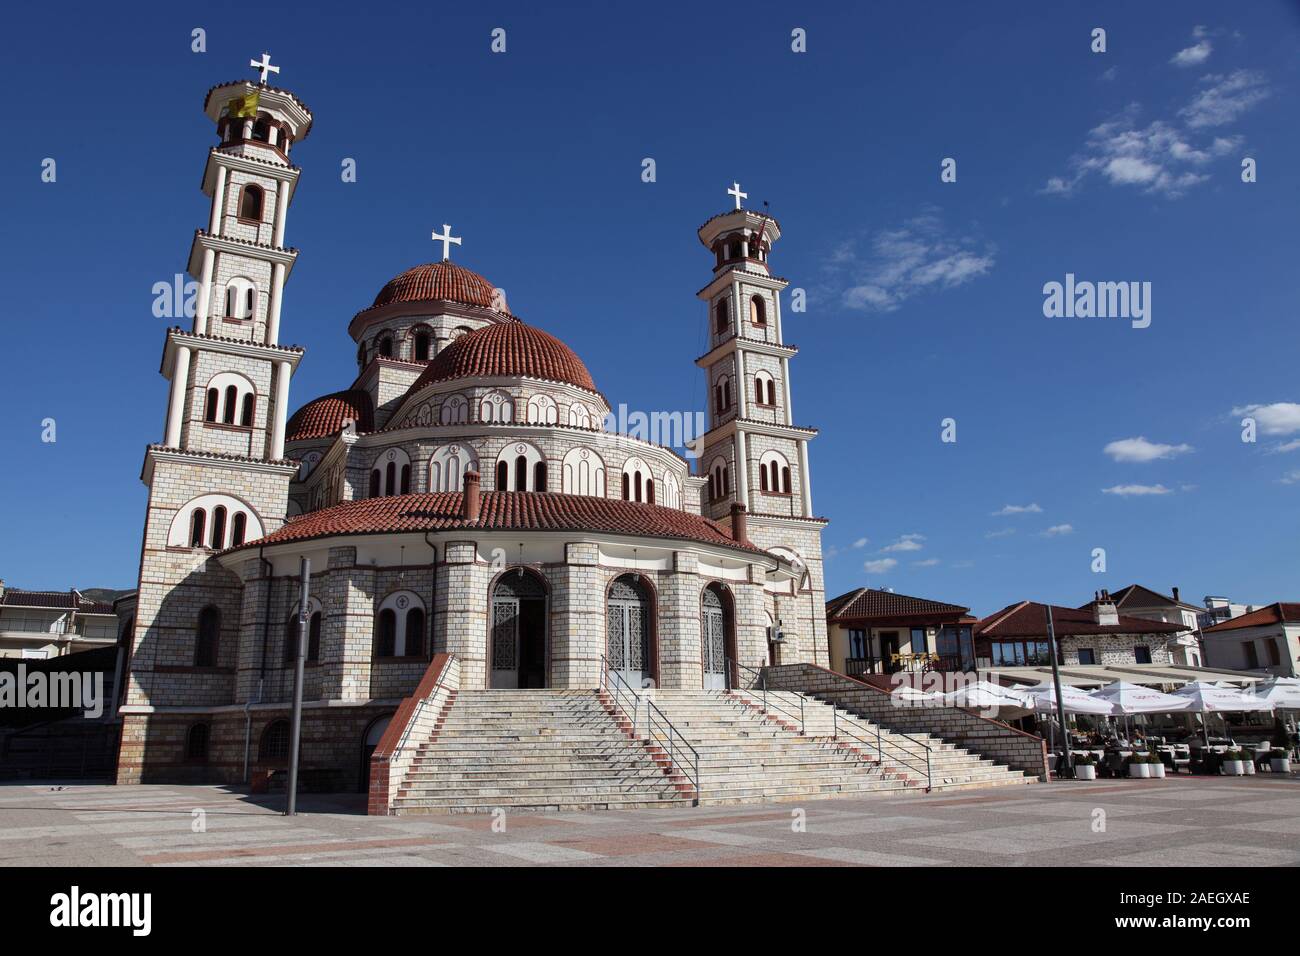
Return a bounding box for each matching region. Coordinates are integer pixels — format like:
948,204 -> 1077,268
0,582 -> 119,659
1094,584 -> 1204,666
826,587 -> 976,677
1201,603 -> 1300,677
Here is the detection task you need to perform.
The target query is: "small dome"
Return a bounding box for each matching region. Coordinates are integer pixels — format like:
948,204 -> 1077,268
370,261 -> 502,312
408,322 -> 597,394
285,389 -> 374,442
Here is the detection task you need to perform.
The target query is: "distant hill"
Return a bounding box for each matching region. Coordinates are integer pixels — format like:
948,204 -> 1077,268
79,588 -> 132,603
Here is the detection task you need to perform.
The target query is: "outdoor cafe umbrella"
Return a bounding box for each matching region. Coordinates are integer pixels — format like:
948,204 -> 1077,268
940,681 -> 1033,719
1090,680 -> 1193,742
1020,680 -> 1117,715
1172,680 -> 1274,744
1253,677 -> 1300,710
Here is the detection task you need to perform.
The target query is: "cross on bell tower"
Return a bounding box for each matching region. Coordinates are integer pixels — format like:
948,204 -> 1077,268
431,224 -> 462,261
250,52 -> 280,85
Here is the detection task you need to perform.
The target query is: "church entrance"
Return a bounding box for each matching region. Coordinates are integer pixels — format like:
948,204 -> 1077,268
702,583 -> 732,690
490,570 -> 548,688
607,574 -> 653,688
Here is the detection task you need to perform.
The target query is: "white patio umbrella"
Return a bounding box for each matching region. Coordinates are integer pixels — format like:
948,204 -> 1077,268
1020,680 -> 1117,715
889,685 -> 941,705
940,681 -> 1032,719
1173,680 -> 1274,744
1090,681 -> 1194,714
1253,677 -> 1300,710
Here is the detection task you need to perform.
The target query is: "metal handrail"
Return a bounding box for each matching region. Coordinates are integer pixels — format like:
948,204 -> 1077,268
726,657 -> 805,734
600,656 -> 700,803
392,657 -> 455,763
829,699 -> 934,792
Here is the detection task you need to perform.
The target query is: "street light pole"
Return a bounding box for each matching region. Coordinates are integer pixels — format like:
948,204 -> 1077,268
1046,605 -> 1074,779
285,557 -> 309,815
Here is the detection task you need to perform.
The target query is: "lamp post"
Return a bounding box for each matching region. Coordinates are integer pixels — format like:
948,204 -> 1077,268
285,557 -> 309,815
1046,605 -> 1074,778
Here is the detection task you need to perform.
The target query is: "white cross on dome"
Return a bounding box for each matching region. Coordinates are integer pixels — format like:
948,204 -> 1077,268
727,182 -> 747,210
250,52 -> 280,85
431,224 -> 462,261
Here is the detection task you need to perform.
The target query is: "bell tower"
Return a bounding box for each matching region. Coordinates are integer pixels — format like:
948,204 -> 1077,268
694,184 -> 828,666
119,58 -> 313,776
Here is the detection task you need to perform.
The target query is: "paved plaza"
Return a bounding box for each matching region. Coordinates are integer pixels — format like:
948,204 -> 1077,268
2,775 -> 1298,867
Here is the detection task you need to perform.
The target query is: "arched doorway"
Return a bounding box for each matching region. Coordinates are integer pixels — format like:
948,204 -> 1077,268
701,583 -> 735,689
359,714 -> 392,793
607,574 -> 654,688
490,570 -> 548,688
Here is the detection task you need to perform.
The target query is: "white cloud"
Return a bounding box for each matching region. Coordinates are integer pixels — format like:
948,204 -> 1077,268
863,558 -> 898,574
1042,524 -> 1074,537
1280,471 -> 1300,486
829,211 -> 995,313
992,503 -> 1042,516
912,558 -> 941,568
1180,70 -> 1270,128
1104,436 -> 1193,463
1102,483 -> 1173,496
1232,402 -> 1300,435
881,533 -> 925,553
1171,39 -> 1212,68
985,528 -> 1016,539
1272,439 -> 1300,454
851,537 -> 869,549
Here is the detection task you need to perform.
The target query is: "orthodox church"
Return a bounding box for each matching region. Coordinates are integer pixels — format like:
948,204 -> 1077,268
116,60 -> 828,789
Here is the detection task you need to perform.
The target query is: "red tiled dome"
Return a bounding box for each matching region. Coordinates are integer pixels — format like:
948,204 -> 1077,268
371,261 -> 501,311
408,322 -> 597,393
285,389 -> 374,442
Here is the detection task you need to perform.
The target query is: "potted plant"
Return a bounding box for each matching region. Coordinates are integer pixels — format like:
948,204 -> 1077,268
1241,748 -> 1256,775
1127,753 -> 1150,779
1222,749 -> 1246,776
1270,751 -> 1292,774
1147,752 -> 1166,778
1075,752 -> 1097,781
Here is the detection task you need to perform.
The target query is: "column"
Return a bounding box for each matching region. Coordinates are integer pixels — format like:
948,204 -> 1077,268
555,542 -> 602,688
659,551 -> 701,688
272,181 -> 289,247
267,262 -> 286,344
798,439 -> 813,514
269,360 -> 291,459
164,345 -> 191,447
194,248 -> 215,336
209,165 -> 228,235
735,429 -> 750,510
735,348 -> 748,418
781,357 -> 794,423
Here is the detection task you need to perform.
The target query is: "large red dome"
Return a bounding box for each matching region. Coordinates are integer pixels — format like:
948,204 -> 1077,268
285,389 -> 374,442
370,261 -> 502,312
408,322 -> 597,393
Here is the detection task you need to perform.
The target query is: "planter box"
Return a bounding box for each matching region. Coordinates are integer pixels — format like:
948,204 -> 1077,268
1242,759 -> 1255,775
1128,763 -> 1150,779
1270,757 -> 1292,774
1149,762 -> 1166,778
1223,760 -> 1246,776
1076,764 -> 1096,780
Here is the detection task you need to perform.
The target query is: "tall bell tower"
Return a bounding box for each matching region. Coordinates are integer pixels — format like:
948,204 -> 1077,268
694,184 -> 829,666
119,58 -> 313,776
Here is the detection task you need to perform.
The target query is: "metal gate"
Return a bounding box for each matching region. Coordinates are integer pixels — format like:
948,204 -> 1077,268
607,576 -> 651,687
702,587 -> 727,689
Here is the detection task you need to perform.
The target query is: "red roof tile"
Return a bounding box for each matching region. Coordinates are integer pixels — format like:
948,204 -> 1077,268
826,588 -> 969,622
369,261 -> 502,312
234,491 -> 761,555
285,390 -> 374,443
976,600 -> 1185,638
1203,602 -> 1300,633
0,590 -> 114,614
407,321 -> 597,394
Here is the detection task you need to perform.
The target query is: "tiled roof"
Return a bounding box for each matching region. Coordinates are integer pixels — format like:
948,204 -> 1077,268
976,601 -> 1186,638
826,587 -> 969,622
286,389 -> 375,443
0,590 -> 114,614
1203,602 -> 1300,633
369,261 -> 503,312
406,322 -> 598,394
203,79 -> 313,121
235,491 -> 763,555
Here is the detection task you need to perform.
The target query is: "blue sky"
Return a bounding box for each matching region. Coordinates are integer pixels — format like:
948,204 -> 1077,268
1,1 -> 1297,616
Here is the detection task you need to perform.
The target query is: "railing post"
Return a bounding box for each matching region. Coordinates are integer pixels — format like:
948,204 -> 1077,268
876,723 -> 882,761
926,746 -> 933,792
832,705 -> 838,739
761,670 -> 768,715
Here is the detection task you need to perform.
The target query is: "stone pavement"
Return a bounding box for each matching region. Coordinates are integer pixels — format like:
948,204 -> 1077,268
1,776 -> 1297,867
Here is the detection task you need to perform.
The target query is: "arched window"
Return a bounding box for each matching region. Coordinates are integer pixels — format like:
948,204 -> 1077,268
413,330 -> 431,361
251,118 -> 271,143
369,469 -> 381,498
204,388 -> 219,422
210,505 -> 227,549
480,391 -> 514,423
187,509 -> 205,547
646,478 -> 655,504
378,336 -> 393,359
375,591 -> 425,657
496,460 -> 509,490
561,447 -> 606,497
399,463 -> 411,494
376,609 -> 397,657
308,610 -> 321,662
754,370 -> 776,407
708,457 -> 729,501
223,385 -> 238,424
533,460 -> 547,491
782,465 -> 792,494
186,723 -> 210,763
231,511 -> 247,547
258,719 -> 290,764
750,295 -> 767,326
440,394 -> 469,425
495,442 -> 543,491
428,444 -> 478,493
622,458 -> 654,503
662,472 -> 681,509
715,298 -> 729,333
239,184 -> 264,221
240,393 -> 255,427
285,601 -> 323,662
568,403 -> 593,428
760,451 -> 793,495
404,608 -> 425,658
195,605 -> 220,667
372,449 -> 411,496
514,455 -> 528,491
526,394 -> 558,424
385,461 -> 396,494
